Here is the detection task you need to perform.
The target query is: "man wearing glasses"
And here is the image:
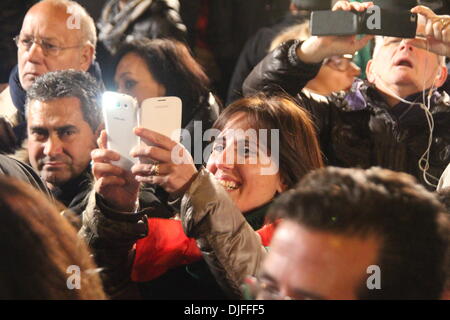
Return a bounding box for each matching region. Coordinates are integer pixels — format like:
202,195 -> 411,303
243,1 -> 450,190
0,0 -> 100,154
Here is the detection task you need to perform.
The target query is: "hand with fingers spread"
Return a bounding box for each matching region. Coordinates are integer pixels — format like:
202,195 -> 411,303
91,130 -> 140,212
297,1 -> 374,64
407,5 -> 450,57
131,128 -> 197,194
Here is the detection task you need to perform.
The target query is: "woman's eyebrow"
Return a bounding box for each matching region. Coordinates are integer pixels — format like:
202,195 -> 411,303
117,72 -> 132,79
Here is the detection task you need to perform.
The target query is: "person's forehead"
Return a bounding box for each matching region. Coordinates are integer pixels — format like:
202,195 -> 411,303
115,53 -> 152,80
27,97 -> 86,125
377,36 -> 434,53
118,52 -> 147,67
271,221 -> 380,258
383,36 -> 401,42
220,112 -> 251,133
20,4 -> 80,42
374,36 -> 442,64
374,36 -> 401,50
264,221 -> 381,297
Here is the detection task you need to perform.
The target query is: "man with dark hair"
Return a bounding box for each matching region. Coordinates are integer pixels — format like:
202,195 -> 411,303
258,167 -> 449,299
25,70 -> 102,214
182,166 -> 450,299
23,69 -> 168,298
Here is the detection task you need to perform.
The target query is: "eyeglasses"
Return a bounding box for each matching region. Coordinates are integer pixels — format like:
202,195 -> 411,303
323,55 -> 356,72
13,35 -> 84,57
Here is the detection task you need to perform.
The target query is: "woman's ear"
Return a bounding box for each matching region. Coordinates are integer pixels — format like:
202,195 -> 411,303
94,124 -> 105,140
276,177 -> 288,194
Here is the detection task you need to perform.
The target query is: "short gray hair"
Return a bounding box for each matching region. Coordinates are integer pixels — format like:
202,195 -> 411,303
26,70 -> 103,132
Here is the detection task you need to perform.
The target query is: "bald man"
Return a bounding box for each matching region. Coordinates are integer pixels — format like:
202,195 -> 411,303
0,0 -> 102,153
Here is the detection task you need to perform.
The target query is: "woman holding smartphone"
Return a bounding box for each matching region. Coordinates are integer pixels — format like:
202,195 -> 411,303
83,94 -> 323,299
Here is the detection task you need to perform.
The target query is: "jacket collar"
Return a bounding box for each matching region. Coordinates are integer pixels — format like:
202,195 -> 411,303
8,62 -> 104,117
340,79 -> 450,114
7,62 -> 104,145
244,201 -> 273,231
50,166 -> 92,214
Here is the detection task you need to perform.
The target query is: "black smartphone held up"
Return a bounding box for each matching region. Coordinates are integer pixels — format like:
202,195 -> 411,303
311,9 -> 417,38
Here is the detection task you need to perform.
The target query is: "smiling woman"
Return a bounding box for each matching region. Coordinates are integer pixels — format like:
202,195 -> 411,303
204,95 -> 324,212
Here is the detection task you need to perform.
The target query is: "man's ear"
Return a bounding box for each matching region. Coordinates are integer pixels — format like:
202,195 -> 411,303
94,124 -> 104,139
434,65 -> 448,88
93,124 -> 104,148
366,59 -> 375,83
80,44 -> 94,72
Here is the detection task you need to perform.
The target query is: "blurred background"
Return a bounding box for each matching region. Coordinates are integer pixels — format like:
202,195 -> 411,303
1,0 -> 449,102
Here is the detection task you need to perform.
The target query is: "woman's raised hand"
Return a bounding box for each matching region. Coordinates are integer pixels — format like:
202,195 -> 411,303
131,128 -> 198,194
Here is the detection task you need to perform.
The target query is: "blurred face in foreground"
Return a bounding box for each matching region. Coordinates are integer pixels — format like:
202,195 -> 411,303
257,220 -> 380,300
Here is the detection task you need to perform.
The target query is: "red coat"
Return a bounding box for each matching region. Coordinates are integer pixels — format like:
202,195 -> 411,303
131,218 -> 277,282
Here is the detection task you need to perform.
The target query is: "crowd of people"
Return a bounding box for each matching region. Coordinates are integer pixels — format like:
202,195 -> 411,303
0,0 -> 449,300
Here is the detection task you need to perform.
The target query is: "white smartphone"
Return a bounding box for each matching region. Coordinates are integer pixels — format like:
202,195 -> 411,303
102,91 -> 139,171
138,97 -> 182,163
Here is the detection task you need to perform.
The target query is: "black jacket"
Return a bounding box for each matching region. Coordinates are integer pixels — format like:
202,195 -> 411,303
226,13 -> 308,104
243,40 -> 450,190
50,168 -> 93,216
0,154 -> 51,198
180,93 -> 220,164
0,0 -> 36,83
